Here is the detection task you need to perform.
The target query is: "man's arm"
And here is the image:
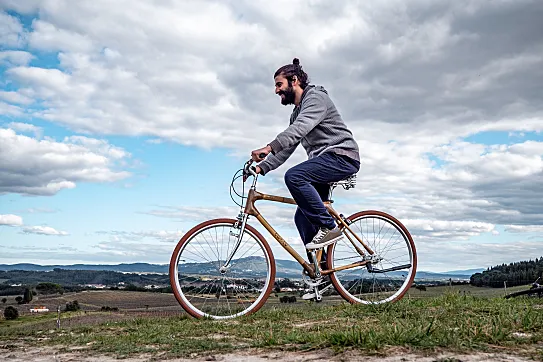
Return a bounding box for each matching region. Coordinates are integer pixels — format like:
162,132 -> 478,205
258,142 -> 299,175
268,93 -> 327,154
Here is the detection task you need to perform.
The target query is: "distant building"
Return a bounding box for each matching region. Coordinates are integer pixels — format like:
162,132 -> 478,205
227,284 -> 248,290
81,284 -> 106,289
30,306 -> 49,313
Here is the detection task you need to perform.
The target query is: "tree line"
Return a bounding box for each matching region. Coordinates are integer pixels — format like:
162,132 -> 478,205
470,256 -> 543,288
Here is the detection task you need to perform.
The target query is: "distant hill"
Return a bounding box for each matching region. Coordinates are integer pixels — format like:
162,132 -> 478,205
441,268 -> 486,275
0,261 -> 480,280
414,271 -> 476,281
0,263 -> 170,273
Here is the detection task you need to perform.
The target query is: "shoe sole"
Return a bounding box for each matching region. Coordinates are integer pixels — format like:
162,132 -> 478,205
305,234 -> 344,250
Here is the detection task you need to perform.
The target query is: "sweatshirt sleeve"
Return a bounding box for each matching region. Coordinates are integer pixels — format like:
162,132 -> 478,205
268,93 -> 327,154
258,142 -> 299,176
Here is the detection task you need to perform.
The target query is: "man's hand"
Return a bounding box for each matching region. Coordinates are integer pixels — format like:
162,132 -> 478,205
251,145 -> 272,162
243,166 -> 261,182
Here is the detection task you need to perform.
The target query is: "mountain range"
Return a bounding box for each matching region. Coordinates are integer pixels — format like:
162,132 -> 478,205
0,261 -> 484,280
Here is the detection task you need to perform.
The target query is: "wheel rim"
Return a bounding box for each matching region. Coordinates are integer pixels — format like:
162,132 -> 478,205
329,213 -> 416,304
171,221 -> 274,319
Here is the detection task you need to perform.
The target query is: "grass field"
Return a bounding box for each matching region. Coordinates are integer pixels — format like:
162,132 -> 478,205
1,284 -> 542,360
405,283 -> 530,299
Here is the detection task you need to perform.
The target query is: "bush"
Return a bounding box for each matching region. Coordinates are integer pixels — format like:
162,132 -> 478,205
36,282 -> 64,295
4,306 -> 19,320
101,306 -> 119,312
65,300 -> 81,312
280,295 -> 297,303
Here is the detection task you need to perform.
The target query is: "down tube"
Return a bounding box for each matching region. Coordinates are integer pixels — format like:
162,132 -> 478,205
254,214 -> 312,272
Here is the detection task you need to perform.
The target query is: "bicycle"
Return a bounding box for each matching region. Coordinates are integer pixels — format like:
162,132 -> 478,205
169,156 -> 417,319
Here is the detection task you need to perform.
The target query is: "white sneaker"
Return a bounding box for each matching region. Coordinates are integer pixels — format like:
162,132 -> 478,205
305,226 -> 344,250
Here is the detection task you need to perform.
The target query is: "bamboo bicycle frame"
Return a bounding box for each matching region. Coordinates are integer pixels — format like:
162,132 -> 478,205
243,188 -> 376,279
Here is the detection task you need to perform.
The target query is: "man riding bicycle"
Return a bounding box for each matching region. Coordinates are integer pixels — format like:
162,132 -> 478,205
250,58 -> 360,253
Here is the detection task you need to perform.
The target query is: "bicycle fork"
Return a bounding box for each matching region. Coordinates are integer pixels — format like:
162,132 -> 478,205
220,212 -> 249,272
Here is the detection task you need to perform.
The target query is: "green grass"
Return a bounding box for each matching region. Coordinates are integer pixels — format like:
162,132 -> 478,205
1,292 -> 542,359
405,284 -> 531,299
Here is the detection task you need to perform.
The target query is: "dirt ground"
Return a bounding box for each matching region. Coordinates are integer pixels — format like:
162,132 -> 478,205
1,346 -> 539,362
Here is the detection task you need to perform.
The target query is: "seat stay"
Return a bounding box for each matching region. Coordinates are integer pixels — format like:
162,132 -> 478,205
325,202 -> 376,256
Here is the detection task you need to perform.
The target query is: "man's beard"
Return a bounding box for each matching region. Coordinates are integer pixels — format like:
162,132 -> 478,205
279,86 -> 295,105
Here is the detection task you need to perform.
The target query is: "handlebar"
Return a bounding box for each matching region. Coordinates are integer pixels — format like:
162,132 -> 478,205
243,153 -> 267,180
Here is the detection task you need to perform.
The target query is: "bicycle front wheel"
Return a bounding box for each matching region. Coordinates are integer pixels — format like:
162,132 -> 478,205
327,210 -> 417,305
169,218 -> 276,319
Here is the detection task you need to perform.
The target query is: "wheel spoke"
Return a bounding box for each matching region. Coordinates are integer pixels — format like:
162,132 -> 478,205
329,211 -> 417,305
169,220 -> 275,319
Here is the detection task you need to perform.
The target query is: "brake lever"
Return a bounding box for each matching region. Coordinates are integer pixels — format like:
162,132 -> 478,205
243,153 -> 266,182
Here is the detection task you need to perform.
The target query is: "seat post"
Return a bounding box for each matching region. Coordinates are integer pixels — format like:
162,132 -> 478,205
327,173 -> 356,202
327,185 -> 336,202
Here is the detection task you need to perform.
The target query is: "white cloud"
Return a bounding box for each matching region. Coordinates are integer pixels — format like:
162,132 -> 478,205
0,0 -> 41,14
22,226 -> 69,236
442,52 -> 543,94
95,240 -> 174,259
0,128 -> 133,196
24,208 -> 58,214
504,225 -> 543,233
419,239 -> 543,272
1,0 -> 540,153
0,92 -> 34,105
0,51 -> 34,66
403,219 -> 496,242
0,101 -> 23,117
0,0 -> 542,268
0,214 -> 23,226
28,20 -> 96,53
0,213 -> 67,236
0,11 -> 26,48
97,230 -> 185,243
6,122 -> 42,137
143,206 -> 239,222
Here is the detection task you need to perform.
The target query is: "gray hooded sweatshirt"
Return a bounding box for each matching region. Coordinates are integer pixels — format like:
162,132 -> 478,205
258,84 -> 360,175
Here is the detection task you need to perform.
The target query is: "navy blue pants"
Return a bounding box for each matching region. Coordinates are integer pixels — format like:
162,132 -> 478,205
284,151 -> 360,247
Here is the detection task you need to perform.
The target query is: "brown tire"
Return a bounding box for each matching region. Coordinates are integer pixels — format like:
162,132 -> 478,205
327,210 -> 417,305
169,218 -> 276,319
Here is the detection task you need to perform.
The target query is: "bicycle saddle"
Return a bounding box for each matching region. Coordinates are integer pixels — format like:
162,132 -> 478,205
329,174 -> 357,189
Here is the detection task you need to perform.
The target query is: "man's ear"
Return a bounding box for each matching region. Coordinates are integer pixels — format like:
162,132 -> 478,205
291,75 -> 298,85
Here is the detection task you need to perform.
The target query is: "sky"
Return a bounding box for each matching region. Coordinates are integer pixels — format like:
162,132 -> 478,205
0,0 -> 542,273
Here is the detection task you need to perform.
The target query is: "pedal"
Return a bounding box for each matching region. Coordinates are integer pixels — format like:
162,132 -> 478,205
301,283 -> 333,301
302,291 -> 317,300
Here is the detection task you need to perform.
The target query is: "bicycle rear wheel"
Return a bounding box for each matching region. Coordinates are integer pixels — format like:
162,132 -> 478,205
327,210 -> 417,304
169,218 -> 276,319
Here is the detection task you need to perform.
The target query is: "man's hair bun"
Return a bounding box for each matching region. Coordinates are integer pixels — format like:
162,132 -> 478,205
274,58 -> 309,89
